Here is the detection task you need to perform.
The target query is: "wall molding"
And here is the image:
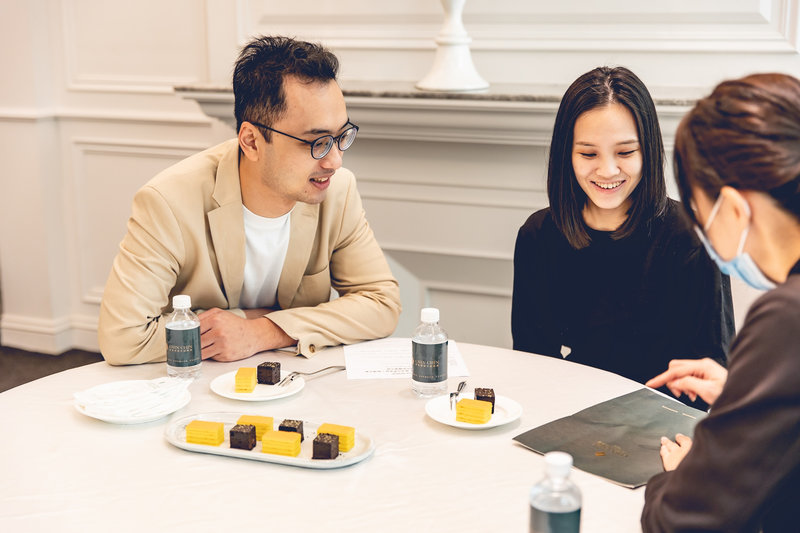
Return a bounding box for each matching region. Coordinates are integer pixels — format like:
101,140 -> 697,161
176,87 -> 692,147
359,178 -> 545,210
83,287 -> 105,306
383,245 -> 514,345
0,313 -> 98,354
780,0 -> 800,50
65,81 -> 194,95
1,314 -> 72,335
0,108 -> 59,122
70,138 -> 211,308
71,137 -> 213,155
348,97 -> 558,146
244,0 -> 800,54
60,0 -> 208,94
58,108 -> 213,125
425,280 -> 512,299
383,243 -> 513,262
177,87 -> 565,145
0,107 -> 213,126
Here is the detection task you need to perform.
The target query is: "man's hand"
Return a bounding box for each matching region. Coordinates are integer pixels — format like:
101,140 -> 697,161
199,308 -> 294,362
646,358 -> 728,406
659,433 -> 693,471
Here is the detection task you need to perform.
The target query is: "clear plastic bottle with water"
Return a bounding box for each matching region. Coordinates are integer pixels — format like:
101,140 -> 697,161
411,307 -> 448,397
166,295 -> 201,379
529,452 -> 582,533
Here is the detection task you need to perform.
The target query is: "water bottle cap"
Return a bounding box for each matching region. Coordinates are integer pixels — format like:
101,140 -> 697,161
544,451 -> 573,479
420,308 -> 439,323
172,295 -> 192,309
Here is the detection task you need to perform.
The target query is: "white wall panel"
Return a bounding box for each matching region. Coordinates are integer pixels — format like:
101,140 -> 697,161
0,120 -> 65,318
347,139 -> 547,192
0,0 -> 56,106
69,140 -> 209,305
240,0 -> 794,51
233,0 -> 800,90
428,289 -> 512,349
62,0 -> 209,92
385,249 -> 512,293
364,197 -> 528,259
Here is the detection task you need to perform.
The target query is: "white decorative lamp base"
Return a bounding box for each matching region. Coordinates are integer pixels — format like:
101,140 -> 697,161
416,0 -> 489,92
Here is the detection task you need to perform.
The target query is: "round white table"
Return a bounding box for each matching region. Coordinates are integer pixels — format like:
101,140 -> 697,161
0,342 -> 645,532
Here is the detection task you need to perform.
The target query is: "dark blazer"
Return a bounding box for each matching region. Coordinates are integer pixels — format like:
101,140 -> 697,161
642,261 -> 800,532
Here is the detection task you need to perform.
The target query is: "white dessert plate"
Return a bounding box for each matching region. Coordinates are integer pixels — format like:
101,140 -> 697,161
210,370 -> 304,402
425,392 -> 523,430
74,379 -> 191,425
165,412 -> 374,469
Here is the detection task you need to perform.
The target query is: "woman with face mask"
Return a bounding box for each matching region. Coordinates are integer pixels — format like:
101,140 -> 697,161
512,67 -> 734,408
642,73 -> 800,532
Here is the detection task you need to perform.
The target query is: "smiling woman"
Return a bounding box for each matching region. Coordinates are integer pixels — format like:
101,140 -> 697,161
571,102 -> 642,230
511,66 -> 735,408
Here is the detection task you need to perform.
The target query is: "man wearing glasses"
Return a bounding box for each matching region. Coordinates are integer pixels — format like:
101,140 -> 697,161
98,36 -> 401,365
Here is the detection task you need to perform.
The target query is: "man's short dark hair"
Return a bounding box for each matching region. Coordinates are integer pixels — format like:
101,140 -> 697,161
547,66 -> 667,249
232,35 -> 339,138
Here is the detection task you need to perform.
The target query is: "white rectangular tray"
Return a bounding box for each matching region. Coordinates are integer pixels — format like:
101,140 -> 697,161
165,412 -> 374,469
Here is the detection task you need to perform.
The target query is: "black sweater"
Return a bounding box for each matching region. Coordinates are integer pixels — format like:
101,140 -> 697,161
512,200 -> 734,403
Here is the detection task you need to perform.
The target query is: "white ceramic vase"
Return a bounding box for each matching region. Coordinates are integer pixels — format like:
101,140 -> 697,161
416,0 -> 489,92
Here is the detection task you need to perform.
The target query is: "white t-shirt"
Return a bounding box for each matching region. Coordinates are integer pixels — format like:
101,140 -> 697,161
239,205 -> 291,309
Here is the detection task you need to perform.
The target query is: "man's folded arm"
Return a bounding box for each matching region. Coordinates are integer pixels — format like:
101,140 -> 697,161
267,180 -> 401,356
98,186 -> 190,365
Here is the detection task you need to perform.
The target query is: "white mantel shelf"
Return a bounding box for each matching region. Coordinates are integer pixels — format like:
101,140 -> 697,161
175,81 -> 697,146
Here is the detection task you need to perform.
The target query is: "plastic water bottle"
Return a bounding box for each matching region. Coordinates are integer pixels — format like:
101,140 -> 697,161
166,295 -> 201,379
529,452 -> 582,533
411,307 -> 448,397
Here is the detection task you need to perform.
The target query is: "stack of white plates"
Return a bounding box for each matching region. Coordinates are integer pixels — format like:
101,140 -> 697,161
74,377 -> 192,424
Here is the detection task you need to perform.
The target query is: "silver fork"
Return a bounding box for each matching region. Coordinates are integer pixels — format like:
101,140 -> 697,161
450,380 -> 467,410
277,365 -> 346,387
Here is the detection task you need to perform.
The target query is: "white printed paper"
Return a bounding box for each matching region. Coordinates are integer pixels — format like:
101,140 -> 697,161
343,337 -> 470,379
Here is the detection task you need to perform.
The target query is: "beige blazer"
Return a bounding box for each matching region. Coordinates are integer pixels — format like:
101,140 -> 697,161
98,139 -> 401,364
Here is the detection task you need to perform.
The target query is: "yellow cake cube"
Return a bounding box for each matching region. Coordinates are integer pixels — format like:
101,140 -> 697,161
237,415 -> 274,440
261,430 -> 301,457
455,398 -> 493,424
316,423 -> 355,452
235,367 -> 257,393
186,420 -> 225,446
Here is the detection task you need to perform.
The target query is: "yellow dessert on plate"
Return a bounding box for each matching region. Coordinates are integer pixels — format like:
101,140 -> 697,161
186,420 -> 225,446
237,415 -> 274,440
234,367 -> 257,393
316,423 -> 355,452
455,398 -> 493,424
262,430 -> 301,457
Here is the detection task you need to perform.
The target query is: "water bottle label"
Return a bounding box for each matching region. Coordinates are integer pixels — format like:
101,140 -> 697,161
412,341 -> 447,383
530,508 -> 581,533
167,327 -> 201,367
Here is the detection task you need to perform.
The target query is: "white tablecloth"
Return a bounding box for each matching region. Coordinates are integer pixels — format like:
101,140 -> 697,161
0,342 -> 645,532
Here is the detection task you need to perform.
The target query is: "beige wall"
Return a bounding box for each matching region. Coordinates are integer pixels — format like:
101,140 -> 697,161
1,0 -> 795,353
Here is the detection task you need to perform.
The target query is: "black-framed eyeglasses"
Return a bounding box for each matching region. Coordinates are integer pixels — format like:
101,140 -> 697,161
247,120 -> 359,160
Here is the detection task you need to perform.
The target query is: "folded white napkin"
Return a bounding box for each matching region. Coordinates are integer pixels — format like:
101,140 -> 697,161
74,377 -> 192,419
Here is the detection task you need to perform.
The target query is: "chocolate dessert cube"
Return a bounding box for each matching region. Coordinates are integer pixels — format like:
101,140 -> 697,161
312,433 -> 340,460
229,424 -> 256,450
278,419 -> 304,441
474,388 -> 496,413
257,361 -> 281,385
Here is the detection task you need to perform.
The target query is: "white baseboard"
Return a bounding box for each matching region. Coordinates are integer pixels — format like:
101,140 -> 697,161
0,314 -> 99,354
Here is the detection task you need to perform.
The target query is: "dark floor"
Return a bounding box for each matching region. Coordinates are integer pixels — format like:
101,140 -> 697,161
0,346 -> 104,393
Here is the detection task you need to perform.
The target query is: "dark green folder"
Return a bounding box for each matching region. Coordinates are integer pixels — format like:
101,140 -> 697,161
513,388 -> 706,488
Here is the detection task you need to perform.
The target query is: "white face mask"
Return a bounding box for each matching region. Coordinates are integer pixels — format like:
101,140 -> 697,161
694,194 -> 776,291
